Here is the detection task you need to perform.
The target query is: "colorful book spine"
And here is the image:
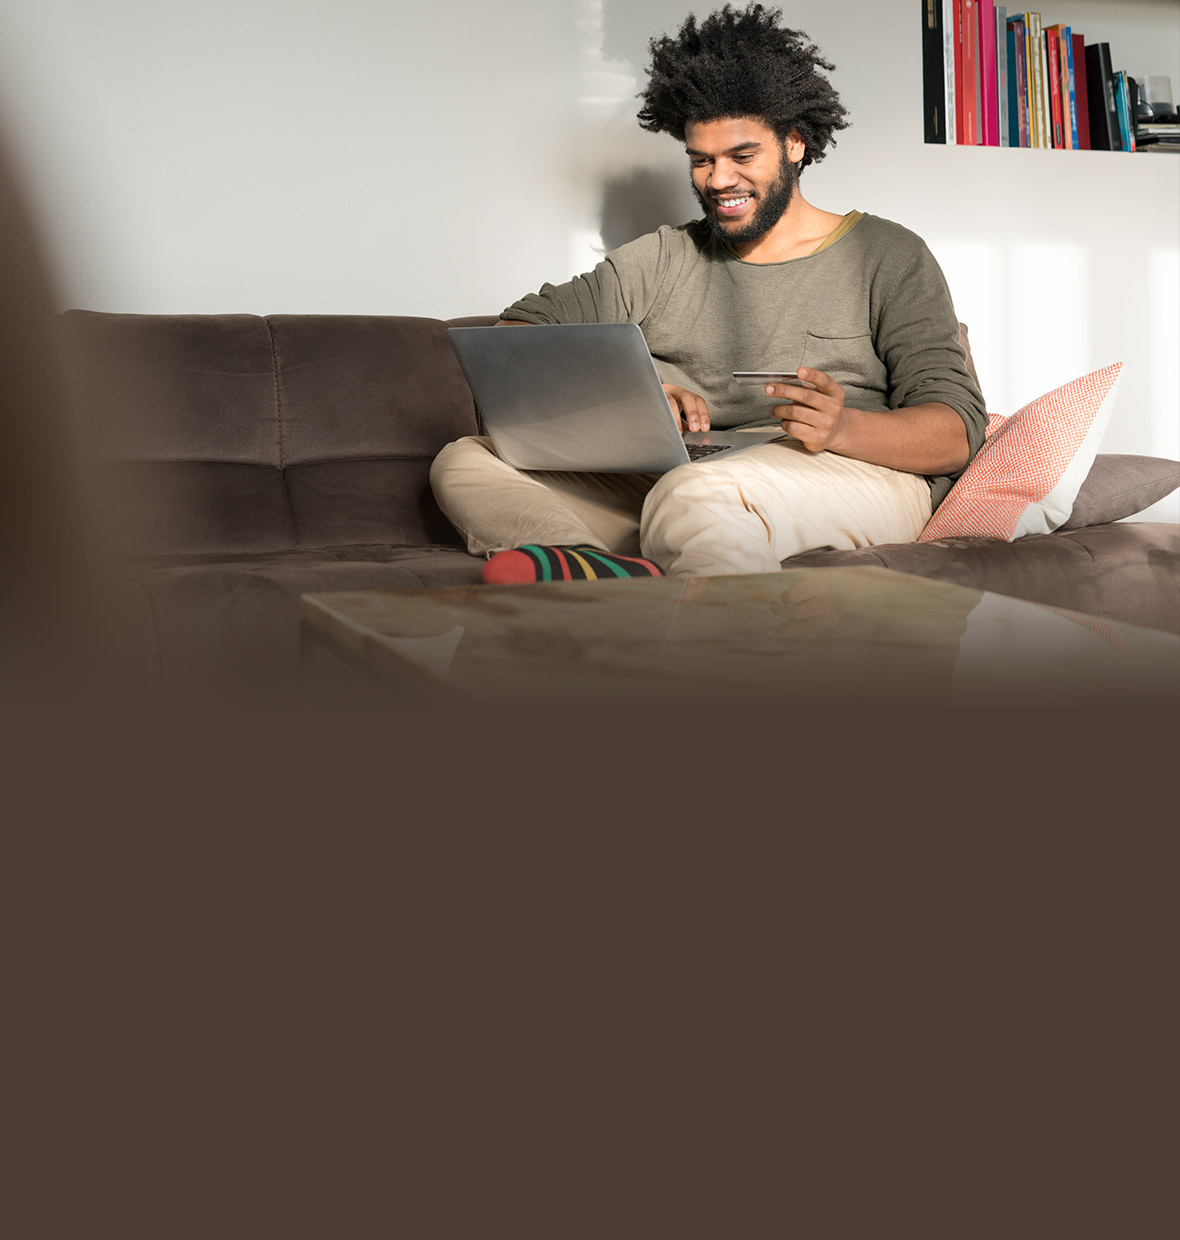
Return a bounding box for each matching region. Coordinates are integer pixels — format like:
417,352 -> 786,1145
1027,13 -> 1049,148
943,0 -> 958,144
1046,24 -> 1077,148
1045,26 -> 1064,146
1012,14 -> 1038,146
1061,28 -> 1079,148
1009,17 -> 1029,146
959,0 -> 982,144
979,0 -> 1000,144
923,0 -> 947,142
1114,70 -> 1137,151
1072,33 -> 1091,148
996,4 -> 1009,146
975,5 -> 985,141
1006,24 -> 1021,144
953,0 -> 966,141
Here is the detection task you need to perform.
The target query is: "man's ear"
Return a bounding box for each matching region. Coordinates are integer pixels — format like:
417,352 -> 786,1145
784,130 -> 806,166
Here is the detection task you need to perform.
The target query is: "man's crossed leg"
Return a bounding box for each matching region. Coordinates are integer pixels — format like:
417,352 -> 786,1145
429,435 -> 932,583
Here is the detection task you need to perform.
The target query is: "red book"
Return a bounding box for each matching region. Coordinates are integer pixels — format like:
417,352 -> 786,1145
958,0 -> 981,144
1046,24 -> 1075,148
979,0 -> 1000,145
953,0 -> 964,142
1044,27 -> 1064,146
1072,32 -> 1091,148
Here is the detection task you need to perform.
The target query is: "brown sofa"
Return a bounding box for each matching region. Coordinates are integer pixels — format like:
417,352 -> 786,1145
62,310 -> 1179,695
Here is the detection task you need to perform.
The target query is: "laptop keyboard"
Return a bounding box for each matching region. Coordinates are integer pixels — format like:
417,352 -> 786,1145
686,442 -> 731,460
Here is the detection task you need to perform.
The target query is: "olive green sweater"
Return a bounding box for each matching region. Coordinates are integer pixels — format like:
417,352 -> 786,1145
502,213 -> 987,507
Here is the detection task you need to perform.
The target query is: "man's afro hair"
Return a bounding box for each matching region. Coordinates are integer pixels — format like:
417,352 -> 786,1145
636,4 -> 850,173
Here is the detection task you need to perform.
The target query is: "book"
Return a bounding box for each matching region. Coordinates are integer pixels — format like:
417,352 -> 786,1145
1072,33 -> 1091,148
1061,26 -> 1079,148
979,0 -> 1000,144
953,0 -> 966,141
1027,13 -> 1049,148
1138,123 -> 1180,152
996,4 -> 1009,146
1114,71 -> 1137,151
1045,24 -> 1077,148
1012,13 -> 1043,147
943,0 -> 958,144
1045,26 -> 1064,146
923,0 -> 947,142
975,1 -> 985,143
1008,17 -> 1030,146
1084,42 -> 1120,151
958,0 -> 982,144
1138,110 -> 1180,152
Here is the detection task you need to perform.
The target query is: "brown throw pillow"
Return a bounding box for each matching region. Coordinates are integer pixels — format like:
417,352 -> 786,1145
1061,454 -> 1180,529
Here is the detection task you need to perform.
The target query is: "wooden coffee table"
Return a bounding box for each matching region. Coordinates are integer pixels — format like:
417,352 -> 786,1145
299,567 -> 1179,709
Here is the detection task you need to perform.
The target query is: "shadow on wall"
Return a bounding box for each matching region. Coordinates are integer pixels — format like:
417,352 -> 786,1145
593,0 -> 700,252
599,166 -> 694,252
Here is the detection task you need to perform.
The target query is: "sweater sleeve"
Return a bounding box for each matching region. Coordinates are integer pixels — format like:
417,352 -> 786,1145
501,229 -> 673,326
873,242 -> 989,469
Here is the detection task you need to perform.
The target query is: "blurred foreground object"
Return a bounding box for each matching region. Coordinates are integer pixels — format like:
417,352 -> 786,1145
0,129 -> 98,699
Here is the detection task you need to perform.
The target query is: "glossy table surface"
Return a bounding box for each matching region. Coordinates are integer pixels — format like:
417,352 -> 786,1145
301,567 -> 1180,709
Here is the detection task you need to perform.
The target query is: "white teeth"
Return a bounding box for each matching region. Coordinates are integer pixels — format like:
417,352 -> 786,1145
718,196 -> 750,207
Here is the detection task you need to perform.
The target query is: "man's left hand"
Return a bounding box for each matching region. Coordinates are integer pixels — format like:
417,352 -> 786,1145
765,367 -> 847,454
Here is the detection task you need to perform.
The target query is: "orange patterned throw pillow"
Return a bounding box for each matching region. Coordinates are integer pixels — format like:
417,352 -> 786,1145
919,363 -> 1124,542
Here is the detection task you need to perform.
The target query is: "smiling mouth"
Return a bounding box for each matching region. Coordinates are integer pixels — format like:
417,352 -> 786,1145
712,194 -> 753,216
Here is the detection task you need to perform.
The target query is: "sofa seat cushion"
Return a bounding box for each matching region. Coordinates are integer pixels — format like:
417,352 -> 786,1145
783,522 -> 1180,635
64,311 -> 482,559
125,544 -> 485,692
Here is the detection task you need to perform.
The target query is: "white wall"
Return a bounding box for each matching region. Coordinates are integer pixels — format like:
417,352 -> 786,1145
1,0 -> 1177,512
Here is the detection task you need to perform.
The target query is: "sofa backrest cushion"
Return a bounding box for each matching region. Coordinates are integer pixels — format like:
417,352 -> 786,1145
63,311 -> 481,558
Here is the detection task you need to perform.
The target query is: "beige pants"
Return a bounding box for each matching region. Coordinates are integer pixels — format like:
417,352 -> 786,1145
429,435 -> 932,577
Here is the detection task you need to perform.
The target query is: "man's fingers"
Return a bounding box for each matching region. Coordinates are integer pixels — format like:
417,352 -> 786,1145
763,382 -> 818,402
777,416 -> 825,452
797,366 -> 837,393
664,384 -> 710,432
686,393 -> 710,432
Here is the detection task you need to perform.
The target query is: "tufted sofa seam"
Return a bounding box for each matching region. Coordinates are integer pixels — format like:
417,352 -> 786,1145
111,454 -> 439,467
125,571 -> 168,683
264,317 -> 300,550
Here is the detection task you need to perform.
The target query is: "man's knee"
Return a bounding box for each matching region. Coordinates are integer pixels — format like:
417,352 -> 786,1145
642,463 -> 768,537
645,462 -> 732,517
640,463 -> 784,576
430,435 -> 492,480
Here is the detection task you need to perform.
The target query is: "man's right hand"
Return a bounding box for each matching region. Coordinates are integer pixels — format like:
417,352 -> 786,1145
663,383 -> 710,433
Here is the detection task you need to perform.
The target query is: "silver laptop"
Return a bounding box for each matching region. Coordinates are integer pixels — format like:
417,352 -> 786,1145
447,323 -> 776,473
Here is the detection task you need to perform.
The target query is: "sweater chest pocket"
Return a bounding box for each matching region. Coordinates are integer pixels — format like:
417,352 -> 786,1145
798,332 -> 888,400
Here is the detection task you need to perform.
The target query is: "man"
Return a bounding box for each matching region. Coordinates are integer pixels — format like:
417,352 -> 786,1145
431,3 -> 986,584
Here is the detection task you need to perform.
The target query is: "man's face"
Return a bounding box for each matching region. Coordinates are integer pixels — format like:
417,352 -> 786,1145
685,117 -> 798,246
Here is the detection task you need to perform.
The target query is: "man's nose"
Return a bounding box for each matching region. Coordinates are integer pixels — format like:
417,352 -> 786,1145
709,160 -> 741,189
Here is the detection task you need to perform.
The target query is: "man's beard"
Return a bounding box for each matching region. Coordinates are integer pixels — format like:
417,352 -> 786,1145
694,153 -> 797,246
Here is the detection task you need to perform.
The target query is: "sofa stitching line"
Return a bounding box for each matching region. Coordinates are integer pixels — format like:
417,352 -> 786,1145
127,572 -> 168,684
264,317 -> 300,548
110,455 -> 440,466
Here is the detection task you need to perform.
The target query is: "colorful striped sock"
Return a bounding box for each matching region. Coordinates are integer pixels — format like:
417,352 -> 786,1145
481,544 -> 665,585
